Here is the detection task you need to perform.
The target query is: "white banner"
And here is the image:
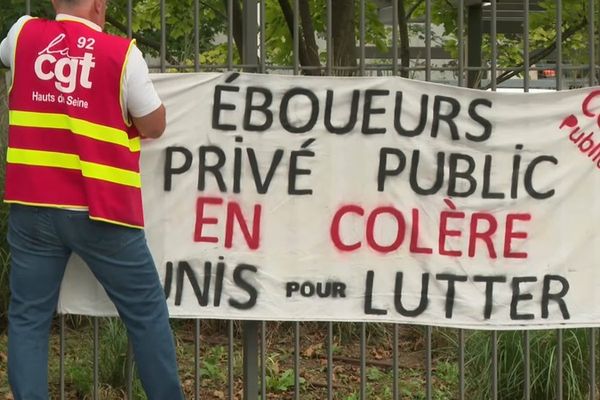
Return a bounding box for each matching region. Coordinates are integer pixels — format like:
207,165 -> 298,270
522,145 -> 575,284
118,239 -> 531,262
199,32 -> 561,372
58,72 -> 600,329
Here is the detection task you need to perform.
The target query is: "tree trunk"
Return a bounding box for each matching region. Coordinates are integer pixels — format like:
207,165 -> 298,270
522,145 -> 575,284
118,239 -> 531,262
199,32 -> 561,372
278,0 -> 321,74
331,0 -> 356,75
223,0 -> 244,61
397,0 -> 410,78
299,0 -> 321,74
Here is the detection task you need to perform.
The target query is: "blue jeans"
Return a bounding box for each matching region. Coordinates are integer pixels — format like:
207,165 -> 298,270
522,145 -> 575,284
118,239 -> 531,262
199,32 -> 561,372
7,204 -> 184,400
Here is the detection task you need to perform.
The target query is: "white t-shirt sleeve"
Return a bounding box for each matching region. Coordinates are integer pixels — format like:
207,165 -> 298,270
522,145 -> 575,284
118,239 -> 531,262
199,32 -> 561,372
0,38 -> 9,67
122,45 -> 162,118
0,15 -> 33,67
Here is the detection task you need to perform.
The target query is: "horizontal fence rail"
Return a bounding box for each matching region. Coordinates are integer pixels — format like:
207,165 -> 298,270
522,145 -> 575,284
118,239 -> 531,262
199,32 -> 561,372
2,0 -> 600,398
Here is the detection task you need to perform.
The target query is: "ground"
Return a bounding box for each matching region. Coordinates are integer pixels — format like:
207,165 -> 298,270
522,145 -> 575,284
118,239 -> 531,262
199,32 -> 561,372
0,320 -> 459,399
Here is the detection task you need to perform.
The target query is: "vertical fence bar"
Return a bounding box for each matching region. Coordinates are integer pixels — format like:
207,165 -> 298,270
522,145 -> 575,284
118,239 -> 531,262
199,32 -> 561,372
93,317 -> 99,400
360,323 -> 366,400
589,329 -> 596,400
523,5 -> 532,397
25,0 -> 30,15
555,0 -> 562,89
458,329 -> 465,400
557,330 -> 564,400
293,0 -> 299,75
467,3 -> 482,88
160,0 -> 166,72
228,321 -> 234,400
59,314 -> 65,400
523,0 -> 530,90
393,324 -> 399,400
259,0 -> 266,73
126,340 -> 134,399
294,322 -> 300,399
327,322 -> 333,400
239,0 -> 260,375
243,321 -> 259,400
589,0 -> 596,85
523,7 -> 531,400
227,0 -> 233,70
359,0 -> 366,76
194,0 -> 200,71
326,0 -> 333,75
261,322 -> 266,400
194,320 -> 200,400
425,326 -> 432,400
524,331 -> 531,400
490,0 -> 497,90
127,0 -> 132,38
457,0 -> 464,86
425,0 -> 431,81
524,0 -> 530,92
392,0 -> 398,75
242,0 -> 258,71
492,331 -> 498,400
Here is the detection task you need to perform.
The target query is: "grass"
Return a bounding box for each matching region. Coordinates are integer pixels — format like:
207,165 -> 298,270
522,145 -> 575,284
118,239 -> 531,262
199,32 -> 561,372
464,329 -> 593,400
0,321 -> 462,399
0,296 -> 595,399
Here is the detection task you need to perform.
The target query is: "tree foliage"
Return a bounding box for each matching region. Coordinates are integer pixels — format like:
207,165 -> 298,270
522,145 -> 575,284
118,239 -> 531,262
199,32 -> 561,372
1,0 -> 598,80
0,0 -> 388,74
1,0 -> 54,38
427,0 -> 597,86
109,0 -> 227,64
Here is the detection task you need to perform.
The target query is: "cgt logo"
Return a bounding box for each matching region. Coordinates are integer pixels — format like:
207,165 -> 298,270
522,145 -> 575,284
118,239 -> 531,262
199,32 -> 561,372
560,90 -> 600,131
559,90 -> 600,168
34,33 -> 96,94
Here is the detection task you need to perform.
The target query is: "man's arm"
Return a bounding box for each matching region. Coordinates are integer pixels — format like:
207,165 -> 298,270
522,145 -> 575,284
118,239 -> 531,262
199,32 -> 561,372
0,38 -> 11,68
0,16 -> 33,69
132,104 -> 166,138
124,45 -> 166,138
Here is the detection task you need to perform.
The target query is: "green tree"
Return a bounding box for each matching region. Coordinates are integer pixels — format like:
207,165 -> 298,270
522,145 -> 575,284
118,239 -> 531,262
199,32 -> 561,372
2,0 -> 598,80
1,0 -> 54,38
261,0 -> 387,74
1,0 -> 390,74
107,0 -> 227,65
425,0 -> 598,87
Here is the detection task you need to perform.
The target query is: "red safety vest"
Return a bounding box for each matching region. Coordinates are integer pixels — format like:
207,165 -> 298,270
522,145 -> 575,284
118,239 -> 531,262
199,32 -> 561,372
5,17 -> 145,228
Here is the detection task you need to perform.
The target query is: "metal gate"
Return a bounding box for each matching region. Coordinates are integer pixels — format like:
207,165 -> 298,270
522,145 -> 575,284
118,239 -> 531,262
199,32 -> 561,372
2,0 -> 599,398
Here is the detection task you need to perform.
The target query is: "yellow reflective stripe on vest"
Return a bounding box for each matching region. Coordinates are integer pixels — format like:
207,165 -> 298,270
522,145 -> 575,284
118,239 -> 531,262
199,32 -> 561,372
7,148 -> 141,188
9,110 -> 141,152
80,160 -> 140,188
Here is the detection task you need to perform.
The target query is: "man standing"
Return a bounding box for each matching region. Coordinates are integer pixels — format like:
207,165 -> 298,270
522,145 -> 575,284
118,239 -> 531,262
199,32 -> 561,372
0,0 -> 184,398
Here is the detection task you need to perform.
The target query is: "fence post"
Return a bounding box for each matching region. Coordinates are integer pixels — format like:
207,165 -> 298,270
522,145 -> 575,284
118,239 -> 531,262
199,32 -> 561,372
242,0 -> 258,72
243,321 -> 259,400
241,1 -> 259,398
467,1 -> 482,88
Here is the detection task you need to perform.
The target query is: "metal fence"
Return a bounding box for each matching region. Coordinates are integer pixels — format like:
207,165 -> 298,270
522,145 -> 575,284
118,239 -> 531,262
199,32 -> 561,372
6,0 -> 600,398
